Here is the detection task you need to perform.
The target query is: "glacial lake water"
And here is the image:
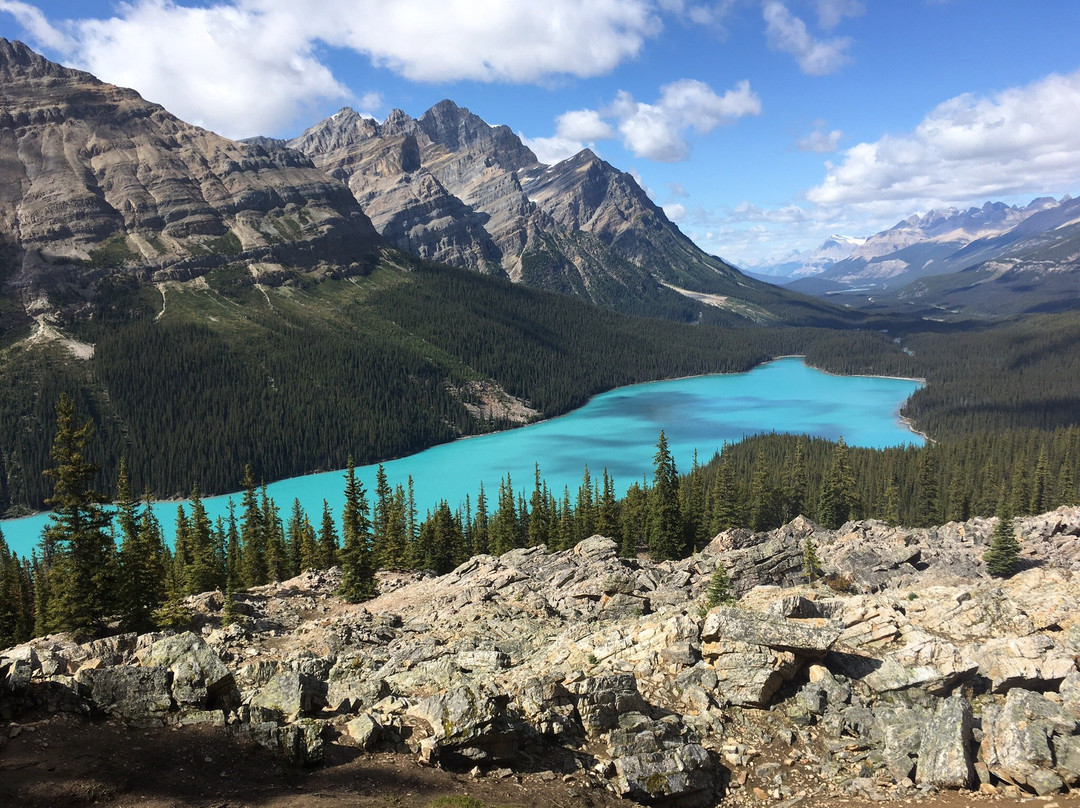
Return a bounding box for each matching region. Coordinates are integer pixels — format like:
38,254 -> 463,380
1,357 -> 923,558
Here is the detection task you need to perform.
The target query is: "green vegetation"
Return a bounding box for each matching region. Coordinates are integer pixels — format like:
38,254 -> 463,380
86,234 -> 138,268
0,256 -> 916,513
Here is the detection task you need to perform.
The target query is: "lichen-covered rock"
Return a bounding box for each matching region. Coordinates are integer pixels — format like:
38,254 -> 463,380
702,639 -> 799,708
346,713 -> 381,751
250,670 -> 328,719
565,673 -> 647,734
701,605 -> 841,656
916,695 -> 974,789
980,688 -> 1080,794
146,631 -> 236,709
973,634 -> 1077,693
76,666 -> 173,723
406,685 -> 519,766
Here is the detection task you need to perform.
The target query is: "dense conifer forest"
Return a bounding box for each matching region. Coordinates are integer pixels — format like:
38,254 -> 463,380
0,256 -> 905,513
3,255 -> 1080,647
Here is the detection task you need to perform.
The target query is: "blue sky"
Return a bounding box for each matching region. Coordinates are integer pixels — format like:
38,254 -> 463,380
3,1 -> 1080,266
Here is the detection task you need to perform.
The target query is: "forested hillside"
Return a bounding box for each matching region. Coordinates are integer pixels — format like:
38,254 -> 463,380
0,253 -> 908,514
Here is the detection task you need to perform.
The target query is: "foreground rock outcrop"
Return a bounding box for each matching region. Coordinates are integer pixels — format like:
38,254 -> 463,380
4,506 -> 1080,805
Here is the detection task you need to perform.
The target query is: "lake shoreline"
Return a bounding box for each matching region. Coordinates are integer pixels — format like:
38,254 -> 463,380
0,357 -> 926,556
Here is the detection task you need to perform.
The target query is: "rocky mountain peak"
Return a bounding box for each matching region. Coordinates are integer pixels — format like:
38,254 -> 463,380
0,37 -> 74,80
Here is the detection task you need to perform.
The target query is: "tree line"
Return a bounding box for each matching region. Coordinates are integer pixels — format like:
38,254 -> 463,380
5,393 -> 1074,649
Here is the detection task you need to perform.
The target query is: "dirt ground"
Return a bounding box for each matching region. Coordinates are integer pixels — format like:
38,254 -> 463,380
4,712 -> 1080,808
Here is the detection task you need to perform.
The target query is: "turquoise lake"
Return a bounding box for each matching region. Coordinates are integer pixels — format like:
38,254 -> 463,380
1,357 -> 923,557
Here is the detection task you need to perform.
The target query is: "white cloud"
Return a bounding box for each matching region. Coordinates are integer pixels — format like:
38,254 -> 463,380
3,0 -> 663,138
520,134 -> 590,166
763,1 -> 851,75
667,182 -> 688,197
662,202 -> 687,222
808,69 -> 1080,207
556,109 -> 616,141
524,78 -> 760,165
797,125 -> 842,153
609,79 -> 762,161
814,0 -> 864,29
521,109 -> 618,165
0,0 -> 74,50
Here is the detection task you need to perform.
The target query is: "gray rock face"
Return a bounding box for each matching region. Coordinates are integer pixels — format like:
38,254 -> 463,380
75,666 -> 173,722
0,38 -> 382,323
980,688 -> 1080,795
701,605 -> 841,656
406,685 -> 518,766
916,695 -> 974,789
566,673 -> 648,735
250,671 -> 328,719
145,631 -> 236,709
289,102 -> 766,320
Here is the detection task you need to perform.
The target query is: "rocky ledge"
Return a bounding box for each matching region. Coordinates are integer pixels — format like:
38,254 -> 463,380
4,507 -> 1080,806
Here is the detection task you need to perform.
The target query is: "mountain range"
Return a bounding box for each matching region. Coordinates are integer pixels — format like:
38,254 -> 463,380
777,196 -> 1080,315
0,38 -> 867,510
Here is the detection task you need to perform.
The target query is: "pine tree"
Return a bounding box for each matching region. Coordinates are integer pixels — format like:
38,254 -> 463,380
984,501 -> 1021,577
239,465 -> 267,587
339,458 -> 376,602
317,500 -> 338,569
117,488 -> 167,631
597,468 -> 619,540
819,438 -> 858,530
703,560 -> 736,610
40,395 -> 116,637
803,537 -> 824,583
620,481 -> 648,557
648,431 -> 683,560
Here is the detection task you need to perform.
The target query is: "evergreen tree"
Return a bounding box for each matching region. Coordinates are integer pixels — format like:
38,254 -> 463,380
984,501 -> 1021,577
527,464 -> 550,548
803,537 -> 824,583
339,458 -> 376,602
597,468 -> 619,540
317,499 -> 338,569
710,455 -> 741,532
239,465 -> 267,587
914,449 -> 940,527
40,395 -> 116,637
783,439 -> 809,521
117,488 -> 167,631
648,430 -> 683,560
620,481 -> 648,557
703,560 -> 736,610
472,482 -> 490,556
819,438 -> 858,529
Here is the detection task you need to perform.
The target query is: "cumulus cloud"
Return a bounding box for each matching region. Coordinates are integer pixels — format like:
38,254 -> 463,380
662,202 -> 687,222
1,0 -> 663,138
797,123 -> 843,153
609,79 -> 762,161
521,108 -> 618,164
808,69 -> 1080,206
524,78 -> 760,164
763,1 -> 851,75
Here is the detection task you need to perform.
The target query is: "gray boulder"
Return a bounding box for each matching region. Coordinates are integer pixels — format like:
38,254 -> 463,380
980,688 -> 1080,795
702,639 -> 799,708
406,684 -> 519,766
76,666 -> 173,723
250,670 -> 329,719
146,631 -> 236,709
974,635 -> 1077,693
701,606 -> 841,656
916,694 -> 974,789
566,673 -> 647,734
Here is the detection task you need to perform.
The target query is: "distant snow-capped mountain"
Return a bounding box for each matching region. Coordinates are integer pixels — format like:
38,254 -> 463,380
746,234 -> 865,279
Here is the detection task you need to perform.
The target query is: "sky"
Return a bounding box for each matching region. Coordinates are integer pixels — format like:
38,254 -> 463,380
3,1 -> 1080,267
